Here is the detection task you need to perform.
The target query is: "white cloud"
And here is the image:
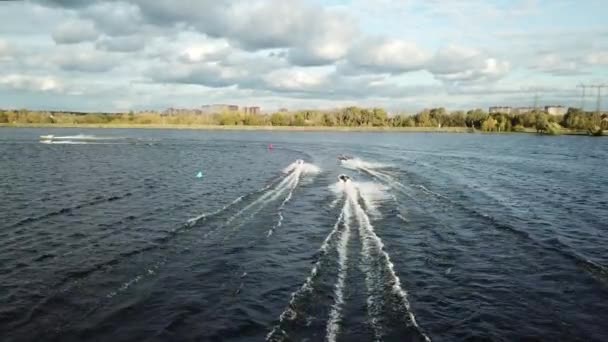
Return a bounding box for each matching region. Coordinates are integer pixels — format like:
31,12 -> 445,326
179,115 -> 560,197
0,40 -> 14,62
435,58 -> 510,83
178,40 -> 231,63
346,37 -> 429,73
52,19 -> 99,44
0,40 -> 10,55
287,8 -> 358,66
0,74 -> 63,92
95,36 -> 145,52
263,68 -> 331,92
54,50 -> 117,72
2,0 -> 604,111
149,61 -> 246,88
428,45 -> 482,75
82,2 -> 143,36
585,52 -> 608,65
529,53 -> 585,76
428,45 -> 510,84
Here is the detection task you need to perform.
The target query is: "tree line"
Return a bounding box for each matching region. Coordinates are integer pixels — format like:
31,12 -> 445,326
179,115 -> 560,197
1,107 -> 606,134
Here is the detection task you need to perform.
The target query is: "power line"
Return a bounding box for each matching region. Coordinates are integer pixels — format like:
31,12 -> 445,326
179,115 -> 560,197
586,84 -> 607,114
577,84 -> 587,110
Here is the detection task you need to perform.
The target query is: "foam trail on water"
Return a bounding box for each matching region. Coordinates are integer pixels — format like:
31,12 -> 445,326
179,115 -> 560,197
41,140 -> 84,144
40,141 -> 128,145
358,166 -> 420,203
350,160 -> 608,287
416,184 -> 448,200
43,134 -> 122,140
329,197 -> 341,209
225,171 -> 297,225
283,160 -> 321,175
186,195 -> 247,226
242,173 -> 297,225
340,158 -> 409,195
266,161 -> 319,237
267,173 -> 300,237
190,182 -> 278,224
326,201 -> 352,342
345,180 -> 431,342
396,213 -> 409,223
267,209 -> 345,342
341,158 -> 390,171
354,181 -> 390,219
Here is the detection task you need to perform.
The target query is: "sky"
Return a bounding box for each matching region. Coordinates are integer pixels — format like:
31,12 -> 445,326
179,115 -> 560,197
0,0 -> 607,113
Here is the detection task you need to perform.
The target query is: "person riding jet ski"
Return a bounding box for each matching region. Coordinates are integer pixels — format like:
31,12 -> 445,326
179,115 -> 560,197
338,174 -> 351,182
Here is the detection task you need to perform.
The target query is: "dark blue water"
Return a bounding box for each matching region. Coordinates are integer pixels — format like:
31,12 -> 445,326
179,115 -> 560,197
1,128 -> 607,342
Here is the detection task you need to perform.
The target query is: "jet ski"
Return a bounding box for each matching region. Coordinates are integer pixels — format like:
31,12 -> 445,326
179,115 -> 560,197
338,174 -> 350,182
296,159 -> 304,164
337,154 -> 353,161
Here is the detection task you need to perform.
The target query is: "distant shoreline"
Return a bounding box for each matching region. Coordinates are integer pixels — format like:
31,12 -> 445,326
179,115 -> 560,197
0,123 -> 495,133
0,123 -> 592,135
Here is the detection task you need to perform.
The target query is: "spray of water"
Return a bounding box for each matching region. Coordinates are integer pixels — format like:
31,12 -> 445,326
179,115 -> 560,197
342,158 -> 420,204
343,180 -> 431,342
267,161 -> 320,237
340,158 -> 390,171
270,177 -> 429,341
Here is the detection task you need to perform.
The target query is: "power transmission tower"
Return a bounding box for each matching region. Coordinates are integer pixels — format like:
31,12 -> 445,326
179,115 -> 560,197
577,84 -> 587,110
587,84 -> 607,114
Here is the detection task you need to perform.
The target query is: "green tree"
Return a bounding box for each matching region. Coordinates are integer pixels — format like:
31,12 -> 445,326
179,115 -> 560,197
270,112 -> 289,126
535,114 -> 549,133
292,112 -> 306,126
429,107 -> 447,127
415,109 -> 434,127
465,109 -> 488,129
371,108 -> 388,126
449,110 -> 466,127
481,116 -> 497,131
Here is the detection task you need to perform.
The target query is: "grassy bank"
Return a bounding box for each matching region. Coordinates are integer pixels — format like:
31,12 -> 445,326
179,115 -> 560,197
2,106 -> 605,135
0,123 -> 595,135
0,122 -> 472,133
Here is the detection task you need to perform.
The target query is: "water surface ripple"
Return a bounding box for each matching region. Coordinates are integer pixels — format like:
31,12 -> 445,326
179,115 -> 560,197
1,128 -> 607,341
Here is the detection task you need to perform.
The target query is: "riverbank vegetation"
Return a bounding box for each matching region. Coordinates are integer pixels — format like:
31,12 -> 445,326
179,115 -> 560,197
1,107 -> 605,135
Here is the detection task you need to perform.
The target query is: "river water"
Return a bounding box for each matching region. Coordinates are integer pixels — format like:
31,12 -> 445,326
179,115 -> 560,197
1,128 -> 607,341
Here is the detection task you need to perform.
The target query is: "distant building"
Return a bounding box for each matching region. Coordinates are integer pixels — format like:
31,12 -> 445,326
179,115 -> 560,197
489,106 -> 512,114
545,105 -> 567,116
514,107 -> 535,115
201,104 -> 239,114
164,107 -> 202,115
163,108 -> 202,115
242,106 -> 261,115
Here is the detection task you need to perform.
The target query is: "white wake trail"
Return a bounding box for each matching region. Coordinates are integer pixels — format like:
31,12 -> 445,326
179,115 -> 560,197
326,201 -> 352,342
346,181 -> 431,342
416,184 -> 448,200
267,170 -> 301,237
359,166 -> 420,202
186,194 -> 247,227
265,161 -> 319,237
267,209 -> 345,342
225,171 -> 297,225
